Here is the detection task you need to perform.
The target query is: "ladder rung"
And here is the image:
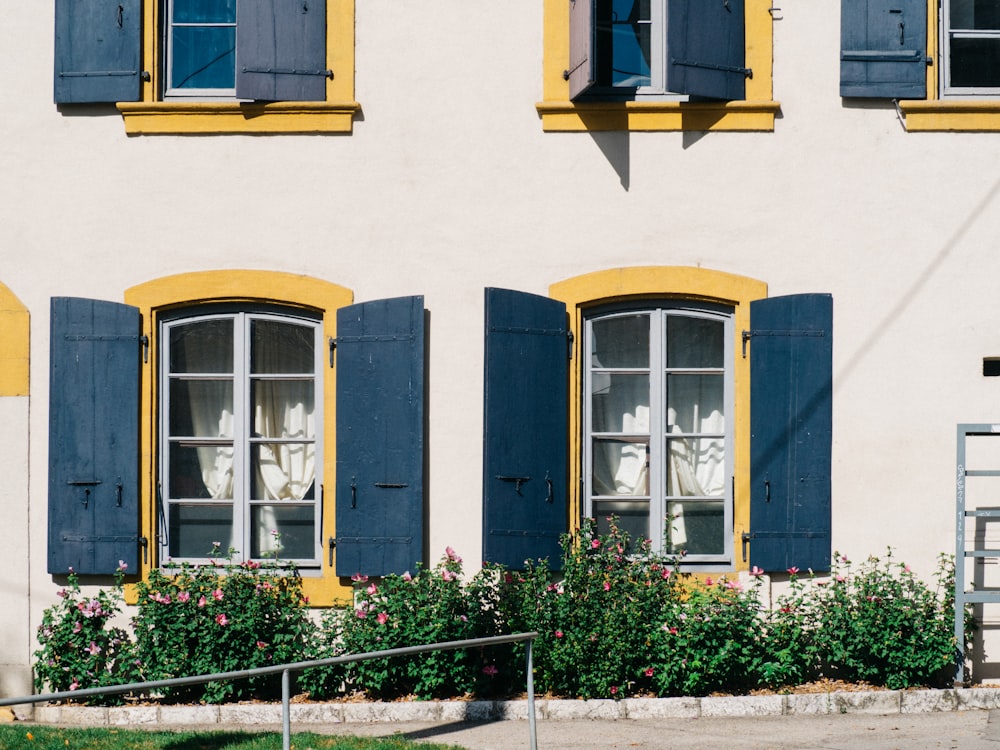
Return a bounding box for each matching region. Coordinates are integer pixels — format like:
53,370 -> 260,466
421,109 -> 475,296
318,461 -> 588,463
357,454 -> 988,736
965,509 -> 1000,517
965,550 -> 1000,557
965,470 -> 1000,476
958,591 -> 1000,604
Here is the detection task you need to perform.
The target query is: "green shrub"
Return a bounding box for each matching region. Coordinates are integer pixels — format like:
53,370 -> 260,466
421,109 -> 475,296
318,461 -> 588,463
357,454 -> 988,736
131,546 -> 315,703
33,563 -> 135,703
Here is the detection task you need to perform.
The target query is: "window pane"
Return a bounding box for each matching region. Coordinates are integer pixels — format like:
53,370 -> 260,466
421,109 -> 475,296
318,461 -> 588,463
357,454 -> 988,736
170,319 -> 234,373
666,501 -> 724,556
666,374 -> 725,433
951,37 -> 1000,86
169,443 -> 234,499
171,27 -> 236,90
665,438 -> 725,497
168,504 -> 233,558
593,500 -> 650,545
593,438 -> 649,496
591,315 -> 649,368
169,379 -> 233,438
592,374 -> 650,432
252,320 -> 316,374
251,505 -> 315,559
173,0 -> 236,24
951,0 -> 1000,30
252,443 -> 316,501
666,316 -> 724,368
252,380 -> 316,439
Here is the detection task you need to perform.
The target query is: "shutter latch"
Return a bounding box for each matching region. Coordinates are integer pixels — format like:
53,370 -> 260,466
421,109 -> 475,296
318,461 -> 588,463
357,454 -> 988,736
496,475 -> 531,494
328,536 -> 336,566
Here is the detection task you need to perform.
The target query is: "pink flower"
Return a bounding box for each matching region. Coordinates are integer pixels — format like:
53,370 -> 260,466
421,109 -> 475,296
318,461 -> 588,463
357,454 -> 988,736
57,589 -> 69,599
72,621 -> 82,634
367,583 -> 378,596
376,611 -> 389,625
644,668 -> 654,677
351,573 -> 369,583
554,630 -> 563,639
787,567 -> 800,575
603,581 -> 611,591
750,566 -> 764,577
590,539 -> 600,549
662,569 -> 672,580
503,572 -> 513,584
177,591 -> 190,603
118,560 -> 128,571
836,574 -> 847,583
482,664 -> 499,676
402,571 -> 413,582
69,680 -> 79,691
705,577 -> 714,586
355,609 -> 368,619
724,580 -> 742,592
442,569 -> 456,582
215,613 -> 229,626
445,546 -> 462,563
256,640 -> 268,649
85,641 -> 101,656
197,595 -> 207,608
610,686 -> 618,696
212,588 -> 224,601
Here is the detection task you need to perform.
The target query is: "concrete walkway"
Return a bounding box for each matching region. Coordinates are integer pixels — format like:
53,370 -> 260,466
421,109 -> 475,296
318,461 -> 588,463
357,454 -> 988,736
20,688 -> 1000,749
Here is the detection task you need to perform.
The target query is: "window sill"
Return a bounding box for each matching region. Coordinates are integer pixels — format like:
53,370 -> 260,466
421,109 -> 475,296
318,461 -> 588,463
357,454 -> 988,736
536,99 -> 781,132
117,101 -> 360,135
899,100 -> 1000,132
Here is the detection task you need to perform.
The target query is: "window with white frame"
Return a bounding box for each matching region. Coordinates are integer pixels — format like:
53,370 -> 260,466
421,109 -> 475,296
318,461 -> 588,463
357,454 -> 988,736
160,308 -> 322,564
942,0 -> 1000,95
165,0 -> 238,97
584,305 -> 733,563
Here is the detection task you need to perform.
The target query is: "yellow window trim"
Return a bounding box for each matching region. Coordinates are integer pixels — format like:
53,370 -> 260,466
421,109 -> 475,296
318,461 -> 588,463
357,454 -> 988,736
538,0 -> 779,132
124,270 -> 354,605
549,266 -> 767,572
898,0 -> 1000,131
0,282 -> 28,397
118,0 -> 357,135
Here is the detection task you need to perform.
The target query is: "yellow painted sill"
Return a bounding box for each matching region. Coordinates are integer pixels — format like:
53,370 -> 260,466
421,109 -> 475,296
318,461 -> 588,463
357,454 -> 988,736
117,101 -> 361,135
899,99 -> 1000,132
536,99 -> 780,132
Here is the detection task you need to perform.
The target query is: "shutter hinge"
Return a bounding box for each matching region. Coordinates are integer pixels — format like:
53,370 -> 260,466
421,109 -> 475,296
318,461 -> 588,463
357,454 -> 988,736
328,536 -> 336,567
141,334 -> 149,363
567,330 -> 575,360
671,57 -> 753,79
741,532 -> 751,562
741,329 -> 825,358
140,535 -> 148,565
328,337 -> 336,368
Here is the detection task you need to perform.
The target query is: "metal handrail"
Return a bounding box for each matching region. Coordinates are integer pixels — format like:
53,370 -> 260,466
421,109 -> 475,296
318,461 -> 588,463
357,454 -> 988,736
1,631 -> 540,750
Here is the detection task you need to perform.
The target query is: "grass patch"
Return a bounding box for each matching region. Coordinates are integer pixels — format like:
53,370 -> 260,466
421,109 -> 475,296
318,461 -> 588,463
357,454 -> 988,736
0,725 -> 465,750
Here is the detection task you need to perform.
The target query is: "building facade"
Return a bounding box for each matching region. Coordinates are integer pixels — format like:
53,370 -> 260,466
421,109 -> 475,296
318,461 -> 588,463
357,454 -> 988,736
4,0 -> 1000,697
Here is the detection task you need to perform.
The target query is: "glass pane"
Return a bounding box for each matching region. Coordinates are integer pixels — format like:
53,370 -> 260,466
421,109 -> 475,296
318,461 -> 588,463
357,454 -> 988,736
593,500 -> 650,547
252,380 -> 316,439
665,438 -> 725,497
252,443 -> 316,501
251,505 -> 316,559
591,315 -> 649,368
169,443 -> 234,499
173,0 -> 236,24
592,438 -> 649,496
666,374 -> 724,433
171,27 -> 236,90
592,374 -> 650,432
666,316 -> 724,368
252,320 -> 316,374
170,319 -> 233,373
951,0 -> 1000,30
169,379 -> 233,438
168,503 -> 233,558
951,37 -> 1000,87
611,0 -> 651,87
666,501 -> 724,556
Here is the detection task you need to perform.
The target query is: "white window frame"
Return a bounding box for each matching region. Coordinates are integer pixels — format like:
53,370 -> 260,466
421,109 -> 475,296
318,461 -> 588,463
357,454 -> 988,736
164,0 -> 239,99
941,0 -> 1000,97
159,307 -> 324,567
583,303 -> 734,567
597,0 -> 690,99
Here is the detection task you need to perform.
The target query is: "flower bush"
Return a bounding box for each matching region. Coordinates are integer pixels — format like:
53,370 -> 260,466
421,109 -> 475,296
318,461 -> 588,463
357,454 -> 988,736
33,525 -> 971,704
131,546 -> 316,703
33,563 -> 135,704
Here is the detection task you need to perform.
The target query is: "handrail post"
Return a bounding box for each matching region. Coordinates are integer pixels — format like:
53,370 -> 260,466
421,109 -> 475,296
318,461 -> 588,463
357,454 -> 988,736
527,639 -> 537,750
282,668 -> 291,750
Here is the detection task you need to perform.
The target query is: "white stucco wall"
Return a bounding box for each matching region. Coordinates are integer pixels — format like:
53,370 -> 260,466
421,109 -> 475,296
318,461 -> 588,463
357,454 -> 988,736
5,0 -> 1000,690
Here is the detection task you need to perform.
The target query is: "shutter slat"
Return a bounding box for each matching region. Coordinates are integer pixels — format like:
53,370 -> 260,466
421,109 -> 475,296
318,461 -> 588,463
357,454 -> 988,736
483,288 -> 569,570
748,294 -> 833,573
236,0 -> 328,102
667,0 -> 748,100
54,0 -> 142,103
48,298 -> 141,574
840,0 -> 928,98
335,296 -> 424,577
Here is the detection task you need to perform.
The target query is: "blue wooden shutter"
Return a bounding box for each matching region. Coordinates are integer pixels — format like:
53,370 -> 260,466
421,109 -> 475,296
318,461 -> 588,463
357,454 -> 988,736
667,0 -> 749,100
841,0 -> 927,98
747,294 -> 833,573
335,296 -> 424,577
54,0 -> 141,104
567,0 -> 595,99
48,298 -> 141,574
235,0 -> 329,102
483,289 -> 569,570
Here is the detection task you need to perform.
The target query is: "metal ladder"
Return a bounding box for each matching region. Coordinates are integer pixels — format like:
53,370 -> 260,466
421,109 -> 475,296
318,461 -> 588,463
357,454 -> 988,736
955,424 -> 1000,686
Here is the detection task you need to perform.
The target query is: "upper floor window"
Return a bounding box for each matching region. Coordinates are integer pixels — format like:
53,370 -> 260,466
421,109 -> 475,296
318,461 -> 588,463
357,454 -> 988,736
584,305 -> 733,561
942,0 -> 1000,96
165,0 -> 238,98
161,309 -> 323,565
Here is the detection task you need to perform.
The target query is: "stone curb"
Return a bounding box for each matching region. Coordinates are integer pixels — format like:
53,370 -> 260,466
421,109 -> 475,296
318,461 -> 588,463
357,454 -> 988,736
25,687 -> 1000,726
